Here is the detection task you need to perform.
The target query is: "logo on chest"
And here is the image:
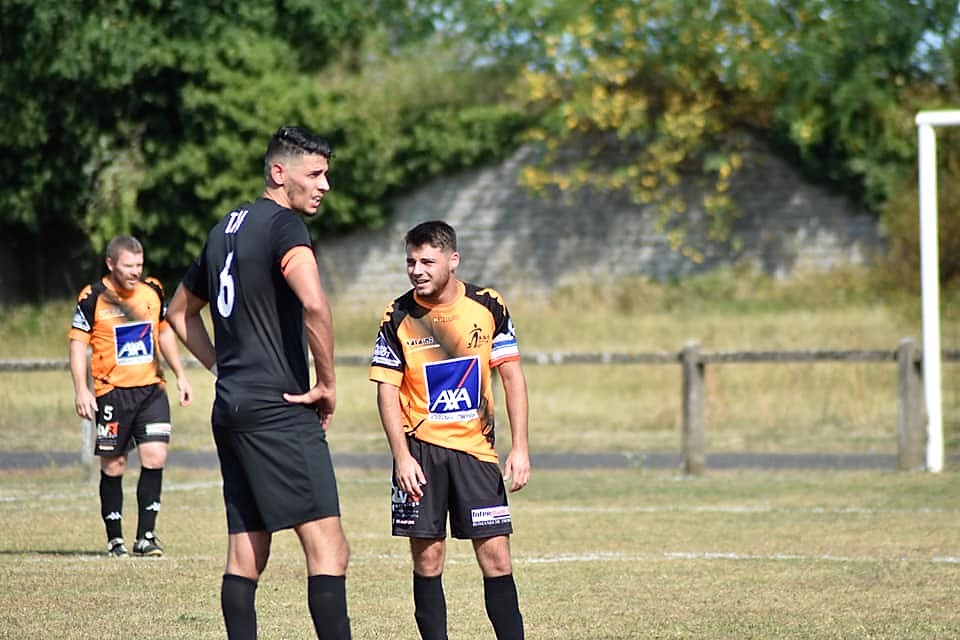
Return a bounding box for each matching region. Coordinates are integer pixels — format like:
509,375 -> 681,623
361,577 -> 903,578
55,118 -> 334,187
424,356 -> 481,422
114,321 -> 154,365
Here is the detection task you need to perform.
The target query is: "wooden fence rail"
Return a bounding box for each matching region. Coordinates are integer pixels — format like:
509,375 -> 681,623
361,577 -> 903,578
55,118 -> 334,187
2,338 -> 957,474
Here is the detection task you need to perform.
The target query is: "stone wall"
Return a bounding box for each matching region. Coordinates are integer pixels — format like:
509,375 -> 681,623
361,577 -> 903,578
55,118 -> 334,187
316,139 -> 886,309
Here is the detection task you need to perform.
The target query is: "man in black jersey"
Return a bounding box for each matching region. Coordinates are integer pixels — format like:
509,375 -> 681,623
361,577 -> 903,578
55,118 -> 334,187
166,125 -> 351,640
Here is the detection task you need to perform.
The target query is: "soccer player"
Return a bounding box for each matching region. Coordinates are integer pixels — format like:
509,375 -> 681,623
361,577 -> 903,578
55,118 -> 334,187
370,220 -> 531,640
165,125 -> 351,640
69,235 -> 193,558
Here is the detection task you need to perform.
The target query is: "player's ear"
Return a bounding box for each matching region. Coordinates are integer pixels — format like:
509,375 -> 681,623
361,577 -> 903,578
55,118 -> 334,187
269,162 -> 286,186
449,251 -> 460,271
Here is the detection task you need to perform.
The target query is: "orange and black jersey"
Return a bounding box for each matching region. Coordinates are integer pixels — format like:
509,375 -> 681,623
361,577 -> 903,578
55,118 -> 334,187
369,281 -> 521,463
69,277 -> 168,396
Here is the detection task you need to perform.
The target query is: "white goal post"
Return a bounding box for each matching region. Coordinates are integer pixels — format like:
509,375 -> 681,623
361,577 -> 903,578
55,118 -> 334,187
915,109 -> 960,472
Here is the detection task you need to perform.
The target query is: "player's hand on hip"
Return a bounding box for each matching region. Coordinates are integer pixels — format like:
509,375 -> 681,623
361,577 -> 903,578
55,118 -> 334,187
284,383 -> 337,429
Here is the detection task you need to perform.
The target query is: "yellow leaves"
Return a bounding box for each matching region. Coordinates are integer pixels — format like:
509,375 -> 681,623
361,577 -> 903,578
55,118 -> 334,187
519,166 -> 552,194
511,1 -> 754,255
790,108 -> 823,145
592,88 -> 646,131
521,69 -> 557,103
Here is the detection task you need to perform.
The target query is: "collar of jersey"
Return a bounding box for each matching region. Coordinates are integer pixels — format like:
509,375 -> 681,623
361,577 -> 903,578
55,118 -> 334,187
413,279 -> 465,310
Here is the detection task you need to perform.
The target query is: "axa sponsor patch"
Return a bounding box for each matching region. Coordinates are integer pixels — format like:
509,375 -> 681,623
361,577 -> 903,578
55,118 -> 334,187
424,356 -> 480,422
371,332 -> 402,367
114,321 -> 154,365
471,505 -> 511,527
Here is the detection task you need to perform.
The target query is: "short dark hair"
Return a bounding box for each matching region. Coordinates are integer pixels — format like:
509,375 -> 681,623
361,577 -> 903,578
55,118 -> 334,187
106,235 -> 143,262
263,125 -> 333,179
404,220 -> 457,252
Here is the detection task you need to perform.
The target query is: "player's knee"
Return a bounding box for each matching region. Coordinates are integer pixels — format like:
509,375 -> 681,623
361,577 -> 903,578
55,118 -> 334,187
100,456 -> 126,476
412,550 -> 445,576
479,558 -> 513,578
138,442 -> 168,468
335,535 -> 351,570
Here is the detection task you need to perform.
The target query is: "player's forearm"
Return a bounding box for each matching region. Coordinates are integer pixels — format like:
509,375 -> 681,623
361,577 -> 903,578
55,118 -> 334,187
68,340 -> 91,393
181,315 -> 217,369
377,385 -> 412,461
158,329 -> 189,378
284,259 -> 335,387
500,362 -> 530,452
506,399 -> 529,452
304,303 -> 336,387
167,285 -> 216,369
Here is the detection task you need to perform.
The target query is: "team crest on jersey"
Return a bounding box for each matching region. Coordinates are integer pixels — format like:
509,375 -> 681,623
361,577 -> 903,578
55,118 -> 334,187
71,306 -> 91,332
425,356 -> 481,422
372,333 -> 402,367
114,321 -> 154,365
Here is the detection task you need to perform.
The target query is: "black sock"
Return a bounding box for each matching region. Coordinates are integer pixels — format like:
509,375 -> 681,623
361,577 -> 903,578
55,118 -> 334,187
484,574 -> 524,640
307,574 -> 351,640
136,466 -> 163,539
221,574 -> 257,640
413,572 -> 447,640
99,471 -> 123,541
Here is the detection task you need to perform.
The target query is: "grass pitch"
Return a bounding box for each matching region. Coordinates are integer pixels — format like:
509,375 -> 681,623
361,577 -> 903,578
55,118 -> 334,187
1,466 -> 958,639
2,273 -> 959,637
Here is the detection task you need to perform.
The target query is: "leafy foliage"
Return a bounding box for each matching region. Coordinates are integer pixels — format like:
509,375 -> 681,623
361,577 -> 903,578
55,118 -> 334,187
0,1 -> 528,289
504,0 -> 960,266
2,0 -> 959,297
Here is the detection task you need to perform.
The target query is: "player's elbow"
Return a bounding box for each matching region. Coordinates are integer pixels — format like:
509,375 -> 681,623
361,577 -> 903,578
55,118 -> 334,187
302,297 -> 332,322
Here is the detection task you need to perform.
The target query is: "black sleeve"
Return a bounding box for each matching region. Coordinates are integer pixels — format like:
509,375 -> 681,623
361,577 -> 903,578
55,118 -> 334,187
181,243 -> 210,302
269,209 -> 312,264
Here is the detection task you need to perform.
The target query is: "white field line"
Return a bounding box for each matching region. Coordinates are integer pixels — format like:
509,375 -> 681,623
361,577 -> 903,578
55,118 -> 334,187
346,551 -> 960,566
0,480 -> 222,503
7,484 -> 958,567
1,483 -> 958,517
521,504 -> 960,515
514,551 -> 960,565
12,550 -> 960,567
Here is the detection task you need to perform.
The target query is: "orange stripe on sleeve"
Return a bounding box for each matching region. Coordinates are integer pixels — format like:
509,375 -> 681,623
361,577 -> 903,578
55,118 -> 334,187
280,245 -> 317,277
68,328 -> 92,343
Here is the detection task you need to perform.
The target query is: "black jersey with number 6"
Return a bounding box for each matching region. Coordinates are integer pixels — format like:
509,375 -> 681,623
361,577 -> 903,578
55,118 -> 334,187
181,197 -> 319,431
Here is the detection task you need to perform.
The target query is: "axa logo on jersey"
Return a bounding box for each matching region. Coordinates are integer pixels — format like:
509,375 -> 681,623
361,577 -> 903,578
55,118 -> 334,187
114,321 -> 154,365
425,356 -> 481,422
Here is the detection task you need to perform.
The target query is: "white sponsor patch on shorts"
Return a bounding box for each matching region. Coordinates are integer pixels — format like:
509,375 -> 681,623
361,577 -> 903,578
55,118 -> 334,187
145,422 -> 171,437
471,505 -> 511,527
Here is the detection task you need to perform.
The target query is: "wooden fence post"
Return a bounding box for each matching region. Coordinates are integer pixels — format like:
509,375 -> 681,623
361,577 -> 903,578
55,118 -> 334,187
682,340 -> 706,475
897,338 -> 925,471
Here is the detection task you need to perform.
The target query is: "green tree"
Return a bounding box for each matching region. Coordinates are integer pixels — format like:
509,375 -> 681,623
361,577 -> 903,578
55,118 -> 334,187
0,1 -> 528,294
504,0 -> 960,265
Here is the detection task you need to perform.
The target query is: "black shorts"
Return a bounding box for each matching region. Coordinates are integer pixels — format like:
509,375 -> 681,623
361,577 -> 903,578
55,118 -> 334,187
214,422 -> 342,534
94,385 -> 171,457
392,436 -> 512,540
